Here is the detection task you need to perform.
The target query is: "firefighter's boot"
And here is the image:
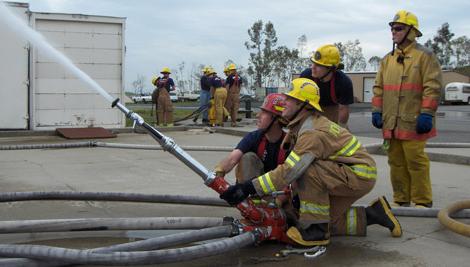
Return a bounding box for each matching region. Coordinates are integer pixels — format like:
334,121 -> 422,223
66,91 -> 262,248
366,196 -> 402,237
286,223 -> 330,247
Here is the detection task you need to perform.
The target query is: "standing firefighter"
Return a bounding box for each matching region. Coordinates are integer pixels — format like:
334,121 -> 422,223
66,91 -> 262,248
372,10 -> 442,208
225,63 -> 243,127
221,78 -> 402,247
300,44 -> 354,127
199,66 -> 212,125
209,69 -> 227,127
156,67 -> 176,127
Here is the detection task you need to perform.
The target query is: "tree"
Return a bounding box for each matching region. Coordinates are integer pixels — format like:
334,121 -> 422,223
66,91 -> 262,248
425,23 -> 454,67
368,56 -> 382,71
272,46 -> 303,87
245,20 -> 278,88
451,36 -> 470,67
131,74 -> 146,95
334,40 -> 366,71
297,34 -> 307,58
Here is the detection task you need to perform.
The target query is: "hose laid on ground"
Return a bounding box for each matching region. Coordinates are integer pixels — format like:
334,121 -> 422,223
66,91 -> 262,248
0,191 -> 228,207
0,231 -> 256,266
392,206 -> 470,218
437,200 -> 470,237
2,141 -> 469,151
0,217 -> 225,234
0,225 -> 234,267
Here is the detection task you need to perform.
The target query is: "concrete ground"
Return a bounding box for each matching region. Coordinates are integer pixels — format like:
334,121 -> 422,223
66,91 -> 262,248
0,127 -> 469,266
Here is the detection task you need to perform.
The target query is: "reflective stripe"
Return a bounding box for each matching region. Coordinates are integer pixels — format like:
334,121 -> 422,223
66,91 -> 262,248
300,201 -> 329,216
350,164 -> 377,179
257,173 -> 276,194
286,157 -> 296,167
346,208 -> 357,235
286,151 -> 300,168
329,123 -> 341,136
331,136 -> 361,159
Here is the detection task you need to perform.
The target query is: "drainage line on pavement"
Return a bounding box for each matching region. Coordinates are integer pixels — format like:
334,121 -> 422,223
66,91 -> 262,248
0,225 -> 235,267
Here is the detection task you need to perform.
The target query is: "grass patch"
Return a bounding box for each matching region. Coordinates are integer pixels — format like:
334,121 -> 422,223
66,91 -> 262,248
125,109 -> 194,127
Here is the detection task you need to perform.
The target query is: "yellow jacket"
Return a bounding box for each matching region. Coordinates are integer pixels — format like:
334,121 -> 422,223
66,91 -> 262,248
251,112 -> 376,196
372,41 -> 442,140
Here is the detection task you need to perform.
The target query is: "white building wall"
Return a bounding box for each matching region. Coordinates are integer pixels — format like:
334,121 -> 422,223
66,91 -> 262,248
30,13 -> 126,130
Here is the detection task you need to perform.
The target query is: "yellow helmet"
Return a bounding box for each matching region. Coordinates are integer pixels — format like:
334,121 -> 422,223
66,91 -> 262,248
160,67 -> 171,74
310,44 -> 341,69
202,66 -> 211,74
228,63 -> 236,70
151,76 -> 159,86
389,10 -> 422,37
285,78 -> 322,111
208,68 -> 217,75
223,66 -> 230,74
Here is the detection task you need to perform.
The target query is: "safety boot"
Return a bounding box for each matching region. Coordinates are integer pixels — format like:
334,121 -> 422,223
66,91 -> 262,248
414,202 -> 432,208
390,201 -> 410,208
286,223 -> 330,247
366,196 -> 402,237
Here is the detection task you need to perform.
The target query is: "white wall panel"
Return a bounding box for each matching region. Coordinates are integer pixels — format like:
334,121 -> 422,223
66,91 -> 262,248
0,4 -> 29,129
32,14 -> 125,130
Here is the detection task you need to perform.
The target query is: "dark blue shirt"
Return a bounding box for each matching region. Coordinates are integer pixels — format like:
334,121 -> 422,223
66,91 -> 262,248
157,77 -> 175,92
235,129 -> 285,173
210,76 -> 223,88
300,68 -> 354,106
200,75 -> 211,91
226,74 -> 243,87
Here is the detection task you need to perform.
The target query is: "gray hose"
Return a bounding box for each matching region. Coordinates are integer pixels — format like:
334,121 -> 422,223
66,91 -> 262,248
0,191 -> 228,207
0,141 -> 233,152
95,142 -> 233,152
0,225 -> 234,267
0,231 -> 256,266
392,206 -> 470,218
0,217 -> 225,234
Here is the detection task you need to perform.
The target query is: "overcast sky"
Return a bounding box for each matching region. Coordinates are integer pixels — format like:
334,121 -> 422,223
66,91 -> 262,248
24,0 -> 470,91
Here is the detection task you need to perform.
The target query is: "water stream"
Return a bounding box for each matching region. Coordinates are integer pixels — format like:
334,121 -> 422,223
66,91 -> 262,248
0,2 -> 115,103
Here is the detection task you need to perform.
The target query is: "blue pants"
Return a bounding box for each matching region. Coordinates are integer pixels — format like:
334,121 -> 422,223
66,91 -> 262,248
200,90 -> 211,121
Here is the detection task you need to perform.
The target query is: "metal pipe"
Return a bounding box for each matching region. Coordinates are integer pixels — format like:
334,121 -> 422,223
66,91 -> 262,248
0,231 -> 256,265
113,99 -> 216,183
0,217 -> 225,234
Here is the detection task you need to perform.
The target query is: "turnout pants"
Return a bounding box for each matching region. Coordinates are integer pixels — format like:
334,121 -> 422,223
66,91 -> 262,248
214,87 -> 227,125
225,92 -> 240,125
388,139 -> 432,205
295,160 -> 375,236
157,90 -> 173,126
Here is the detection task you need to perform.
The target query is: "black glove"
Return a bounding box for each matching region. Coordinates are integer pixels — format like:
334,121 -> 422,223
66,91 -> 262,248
220,181 -> 256,206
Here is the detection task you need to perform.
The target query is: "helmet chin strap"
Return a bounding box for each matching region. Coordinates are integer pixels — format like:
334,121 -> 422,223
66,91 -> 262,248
288,101 -> 309,122
319,68 -> 333,82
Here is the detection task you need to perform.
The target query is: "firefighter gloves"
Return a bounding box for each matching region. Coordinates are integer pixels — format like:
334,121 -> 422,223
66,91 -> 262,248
416,113 -> 433,134
372,112 -> 383,129
220,181 -> 256,206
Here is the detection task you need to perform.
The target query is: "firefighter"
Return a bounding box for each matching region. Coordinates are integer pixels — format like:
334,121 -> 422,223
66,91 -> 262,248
156,67 -> 176,127
225,63 -> 243,127
151,76 -> 161,125
221,78 -> 402,247
199,66 -> 212,125
300,44 -> 354,127
215,93 -> 288,183
372,10 -> 442,208
208,69 -> 227,126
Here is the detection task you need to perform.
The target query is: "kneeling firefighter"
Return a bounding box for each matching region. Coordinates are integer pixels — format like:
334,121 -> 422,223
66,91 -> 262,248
214,94 -> 291,207
220,78 -> 402,247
